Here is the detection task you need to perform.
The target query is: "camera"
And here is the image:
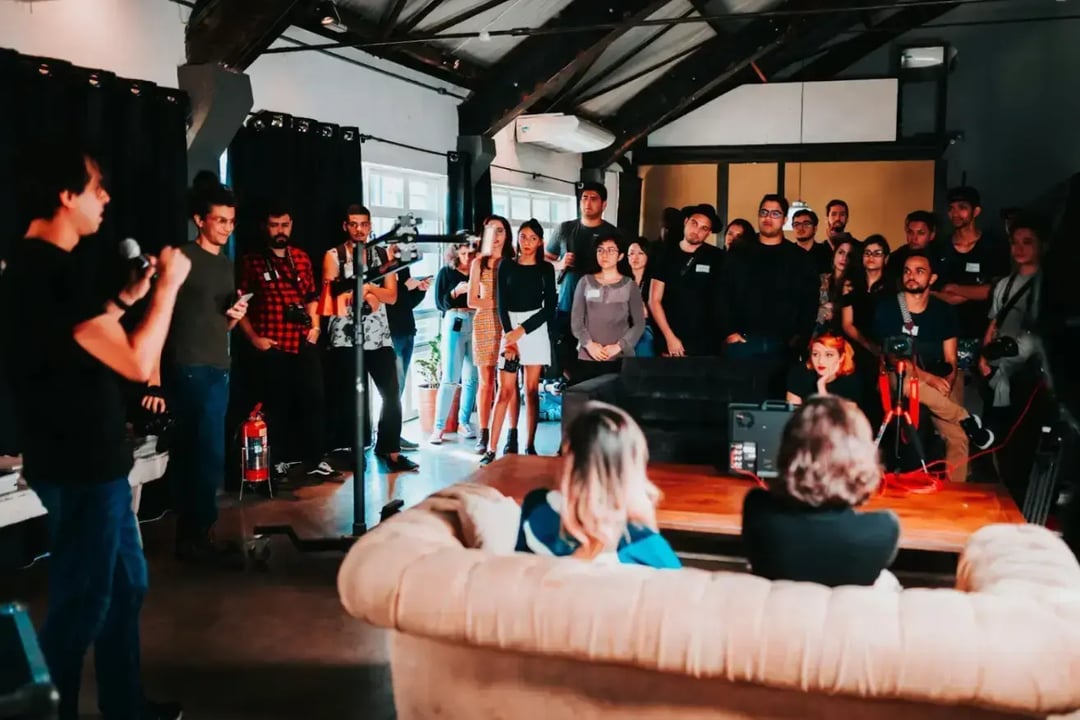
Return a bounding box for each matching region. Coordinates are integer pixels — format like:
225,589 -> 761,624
285,304 -> 311,327
982,336 -> 1020,361
883,335 -> 914,359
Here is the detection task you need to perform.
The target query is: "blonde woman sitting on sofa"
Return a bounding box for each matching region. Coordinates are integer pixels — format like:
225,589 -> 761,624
515,402 -> 681,568
742,395 -> 901,588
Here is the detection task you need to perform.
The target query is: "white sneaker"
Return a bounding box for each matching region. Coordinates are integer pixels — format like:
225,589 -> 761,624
428,431 -> 444,445
306,460 -> 338,477
458,422 -> 477,439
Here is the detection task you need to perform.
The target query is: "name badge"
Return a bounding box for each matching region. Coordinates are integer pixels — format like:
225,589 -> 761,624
965,262 -> 981,273
585,288 -> 601,300
263,271 -> 272,282
695,264 -> 711,274
902,324 -> 920,337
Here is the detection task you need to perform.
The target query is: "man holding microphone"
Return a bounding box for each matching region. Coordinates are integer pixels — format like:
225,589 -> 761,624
0,144 -> 188,719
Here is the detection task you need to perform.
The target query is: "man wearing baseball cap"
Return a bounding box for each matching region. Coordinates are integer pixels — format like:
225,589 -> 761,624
648,203 -> 724,356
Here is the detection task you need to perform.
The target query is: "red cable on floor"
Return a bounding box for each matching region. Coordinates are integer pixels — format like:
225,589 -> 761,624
879,378 -> 1046,495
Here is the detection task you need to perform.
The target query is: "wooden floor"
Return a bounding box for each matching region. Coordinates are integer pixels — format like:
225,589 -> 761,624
473,455 -> 1026,554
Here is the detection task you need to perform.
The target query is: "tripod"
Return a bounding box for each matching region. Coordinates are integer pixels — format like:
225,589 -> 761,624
874,360 -> 931,476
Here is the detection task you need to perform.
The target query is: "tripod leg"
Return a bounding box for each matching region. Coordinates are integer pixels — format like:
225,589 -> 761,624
900,411 -> 931,475
874,410 -> 897,447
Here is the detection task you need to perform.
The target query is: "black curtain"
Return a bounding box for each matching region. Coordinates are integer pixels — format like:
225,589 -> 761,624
0,49 -> 189,281
0,49 -> 189,454
228,111 -> 363,279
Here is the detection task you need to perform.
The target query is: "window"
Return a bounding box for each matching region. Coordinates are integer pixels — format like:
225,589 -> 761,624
363,163 -> 449,420
491,184 -> 577,240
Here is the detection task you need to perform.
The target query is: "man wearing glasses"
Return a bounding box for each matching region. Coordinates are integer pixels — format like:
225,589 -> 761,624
790,208 -> 832,274
648,204 -> 724,356
722,195 -> 819,391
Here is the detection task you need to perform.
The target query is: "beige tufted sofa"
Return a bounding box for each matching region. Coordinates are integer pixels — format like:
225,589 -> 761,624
338,482 -> 1080,720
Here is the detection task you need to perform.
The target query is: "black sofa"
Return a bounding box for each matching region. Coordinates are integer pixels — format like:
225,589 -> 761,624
562,357 -> 774,465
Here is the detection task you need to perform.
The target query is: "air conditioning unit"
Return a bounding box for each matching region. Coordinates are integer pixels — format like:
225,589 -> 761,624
514,113 -> 614,154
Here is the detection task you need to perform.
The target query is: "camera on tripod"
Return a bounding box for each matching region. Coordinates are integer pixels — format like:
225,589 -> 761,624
882,335 -> 915,367
284,303 -> 311,326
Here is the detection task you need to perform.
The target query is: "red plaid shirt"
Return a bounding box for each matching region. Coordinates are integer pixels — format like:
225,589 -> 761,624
238,247 -> 317,355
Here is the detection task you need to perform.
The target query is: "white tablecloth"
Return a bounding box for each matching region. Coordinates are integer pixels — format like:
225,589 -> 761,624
0,437 -> 169,529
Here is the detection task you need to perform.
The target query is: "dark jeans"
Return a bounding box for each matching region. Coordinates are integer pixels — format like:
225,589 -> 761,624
391,334 -> 415,400
250,344 -> 326,466
167,365 -> 228,541
325,345 -> 402,455
32,477 -> 148,720
573,357 -> 622,384
725,335 -> 789,397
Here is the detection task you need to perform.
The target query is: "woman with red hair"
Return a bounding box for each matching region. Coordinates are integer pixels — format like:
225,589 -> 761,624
785,332 -> 863,406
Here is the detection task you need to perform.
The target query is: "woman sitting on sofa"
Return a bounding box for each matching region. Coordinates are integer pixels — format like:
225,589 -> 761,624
742,395 -> 900,587
515,401 -> 680,569
785,332 -> 863,406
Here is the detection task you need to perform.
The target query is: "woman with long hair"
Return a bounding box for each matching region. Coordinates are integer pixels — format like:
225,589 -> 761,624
468,215 -> 518,454
841,234 -> 890,424
814,237 -> 853,335
785,332 -> 862,406
482,219 -> 555,464
627,238 -> 655,357
571,235 -> 645,382
515,401 -> 680,568
723,218 -> 756,251
428,242 -> 478,445
742,395 -> 899,587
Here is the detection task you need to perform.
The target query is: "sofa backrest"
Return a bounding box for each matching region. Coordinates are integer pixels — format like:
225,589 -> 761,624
339,483 -> 1080,718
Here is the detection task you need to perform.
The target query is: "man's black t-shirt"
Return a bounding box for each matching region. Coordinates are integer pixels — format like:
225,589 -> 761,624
929,234 -> 1010,338
0,238 -> 133,484
786,365 -> 863,405
654,242 -> 723,355
742,488 -> 900,587
808,241 -> 834,274
721,240 -> 819,343
546,219 -> 620,313
872,293 -> 958,372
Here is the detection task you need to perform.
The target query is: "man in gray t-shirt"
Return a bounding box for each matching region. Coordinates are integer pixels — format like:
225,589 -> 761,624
152,181 -> 248,562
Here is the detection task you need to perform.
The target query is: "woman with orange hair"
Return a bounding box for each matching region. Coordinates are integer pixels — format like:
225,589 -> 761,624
785,332 -> 862,406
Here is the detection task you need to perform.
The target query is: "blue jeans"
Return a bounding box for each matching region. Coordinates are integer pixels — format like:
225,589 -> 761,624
32,477 -> 148,720
434,311 -> 479,431
167,365 -> 229,540
635,326 -> 656,357
392,334 -> 415,399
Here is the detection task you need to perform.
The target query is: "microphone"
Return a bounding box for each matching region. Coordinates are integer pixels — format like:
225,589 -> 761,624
119,238 -> 152,273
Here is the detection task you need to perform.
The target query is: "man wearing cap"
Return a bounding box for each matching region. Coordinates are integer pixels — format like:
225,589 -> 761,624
721,194 -> 819,391
930,186 -> 1010,377
545,181 -> 620,378
648,203 -> 724,356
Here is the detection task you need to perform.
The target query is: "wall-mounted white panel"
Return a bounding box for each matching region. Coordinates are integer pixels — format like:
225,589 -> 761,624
648,79 -> 898,146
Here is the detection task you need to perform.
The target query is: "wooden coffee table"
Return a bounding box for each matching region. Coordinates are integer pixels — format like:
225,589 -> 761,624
472,455 -> 1025,554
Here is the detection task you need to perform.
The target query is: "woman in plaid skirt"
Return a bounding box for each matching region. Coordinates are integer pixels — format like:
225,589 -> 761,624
468,215 -> 518,454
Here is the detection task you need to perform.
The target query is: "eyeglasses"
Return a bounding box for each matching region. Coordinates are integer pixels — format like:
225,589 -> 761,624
864,249 -> 885,258
596,247 -> 620,256
758,209 -> 784,219
791,221 -> 814,229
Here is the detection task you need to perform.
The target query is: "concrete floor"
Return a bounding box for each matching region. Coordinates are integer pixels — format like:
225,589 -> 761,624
0,419 -> 564,720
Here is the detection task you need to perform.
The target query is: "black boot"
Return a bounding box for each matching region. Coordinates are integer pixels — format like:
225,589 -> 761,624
503,428 -> 519,455
474,428 -> 489,454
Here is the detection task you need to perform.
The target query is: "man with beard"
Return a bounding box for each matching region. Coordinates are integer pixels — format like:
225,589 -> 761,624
873,252 -> 995,482
648,204 -> 723,356
155,178 -> 250,563
825,199 -> 855,244
929,186 -> 1010,374
545,182 -> 619,379
238,206 -> 336,482
721,194 -> 819,390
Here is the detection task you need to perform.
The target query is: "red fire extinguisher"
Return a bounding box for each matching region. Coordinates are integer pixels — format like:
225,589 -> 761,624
241,403 -> 270,484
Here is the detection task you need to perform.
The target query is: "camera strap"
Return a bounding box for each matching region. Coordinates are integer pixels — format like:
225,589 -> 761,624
263,247 -> 305,295
896,292 -> 916,333
993,273 -> 1034,328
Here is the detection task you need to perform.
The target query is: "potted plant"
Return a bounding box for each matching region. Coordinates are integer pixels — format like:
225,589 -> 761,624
413,334 -> 462,435
414,336 -> 441,434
